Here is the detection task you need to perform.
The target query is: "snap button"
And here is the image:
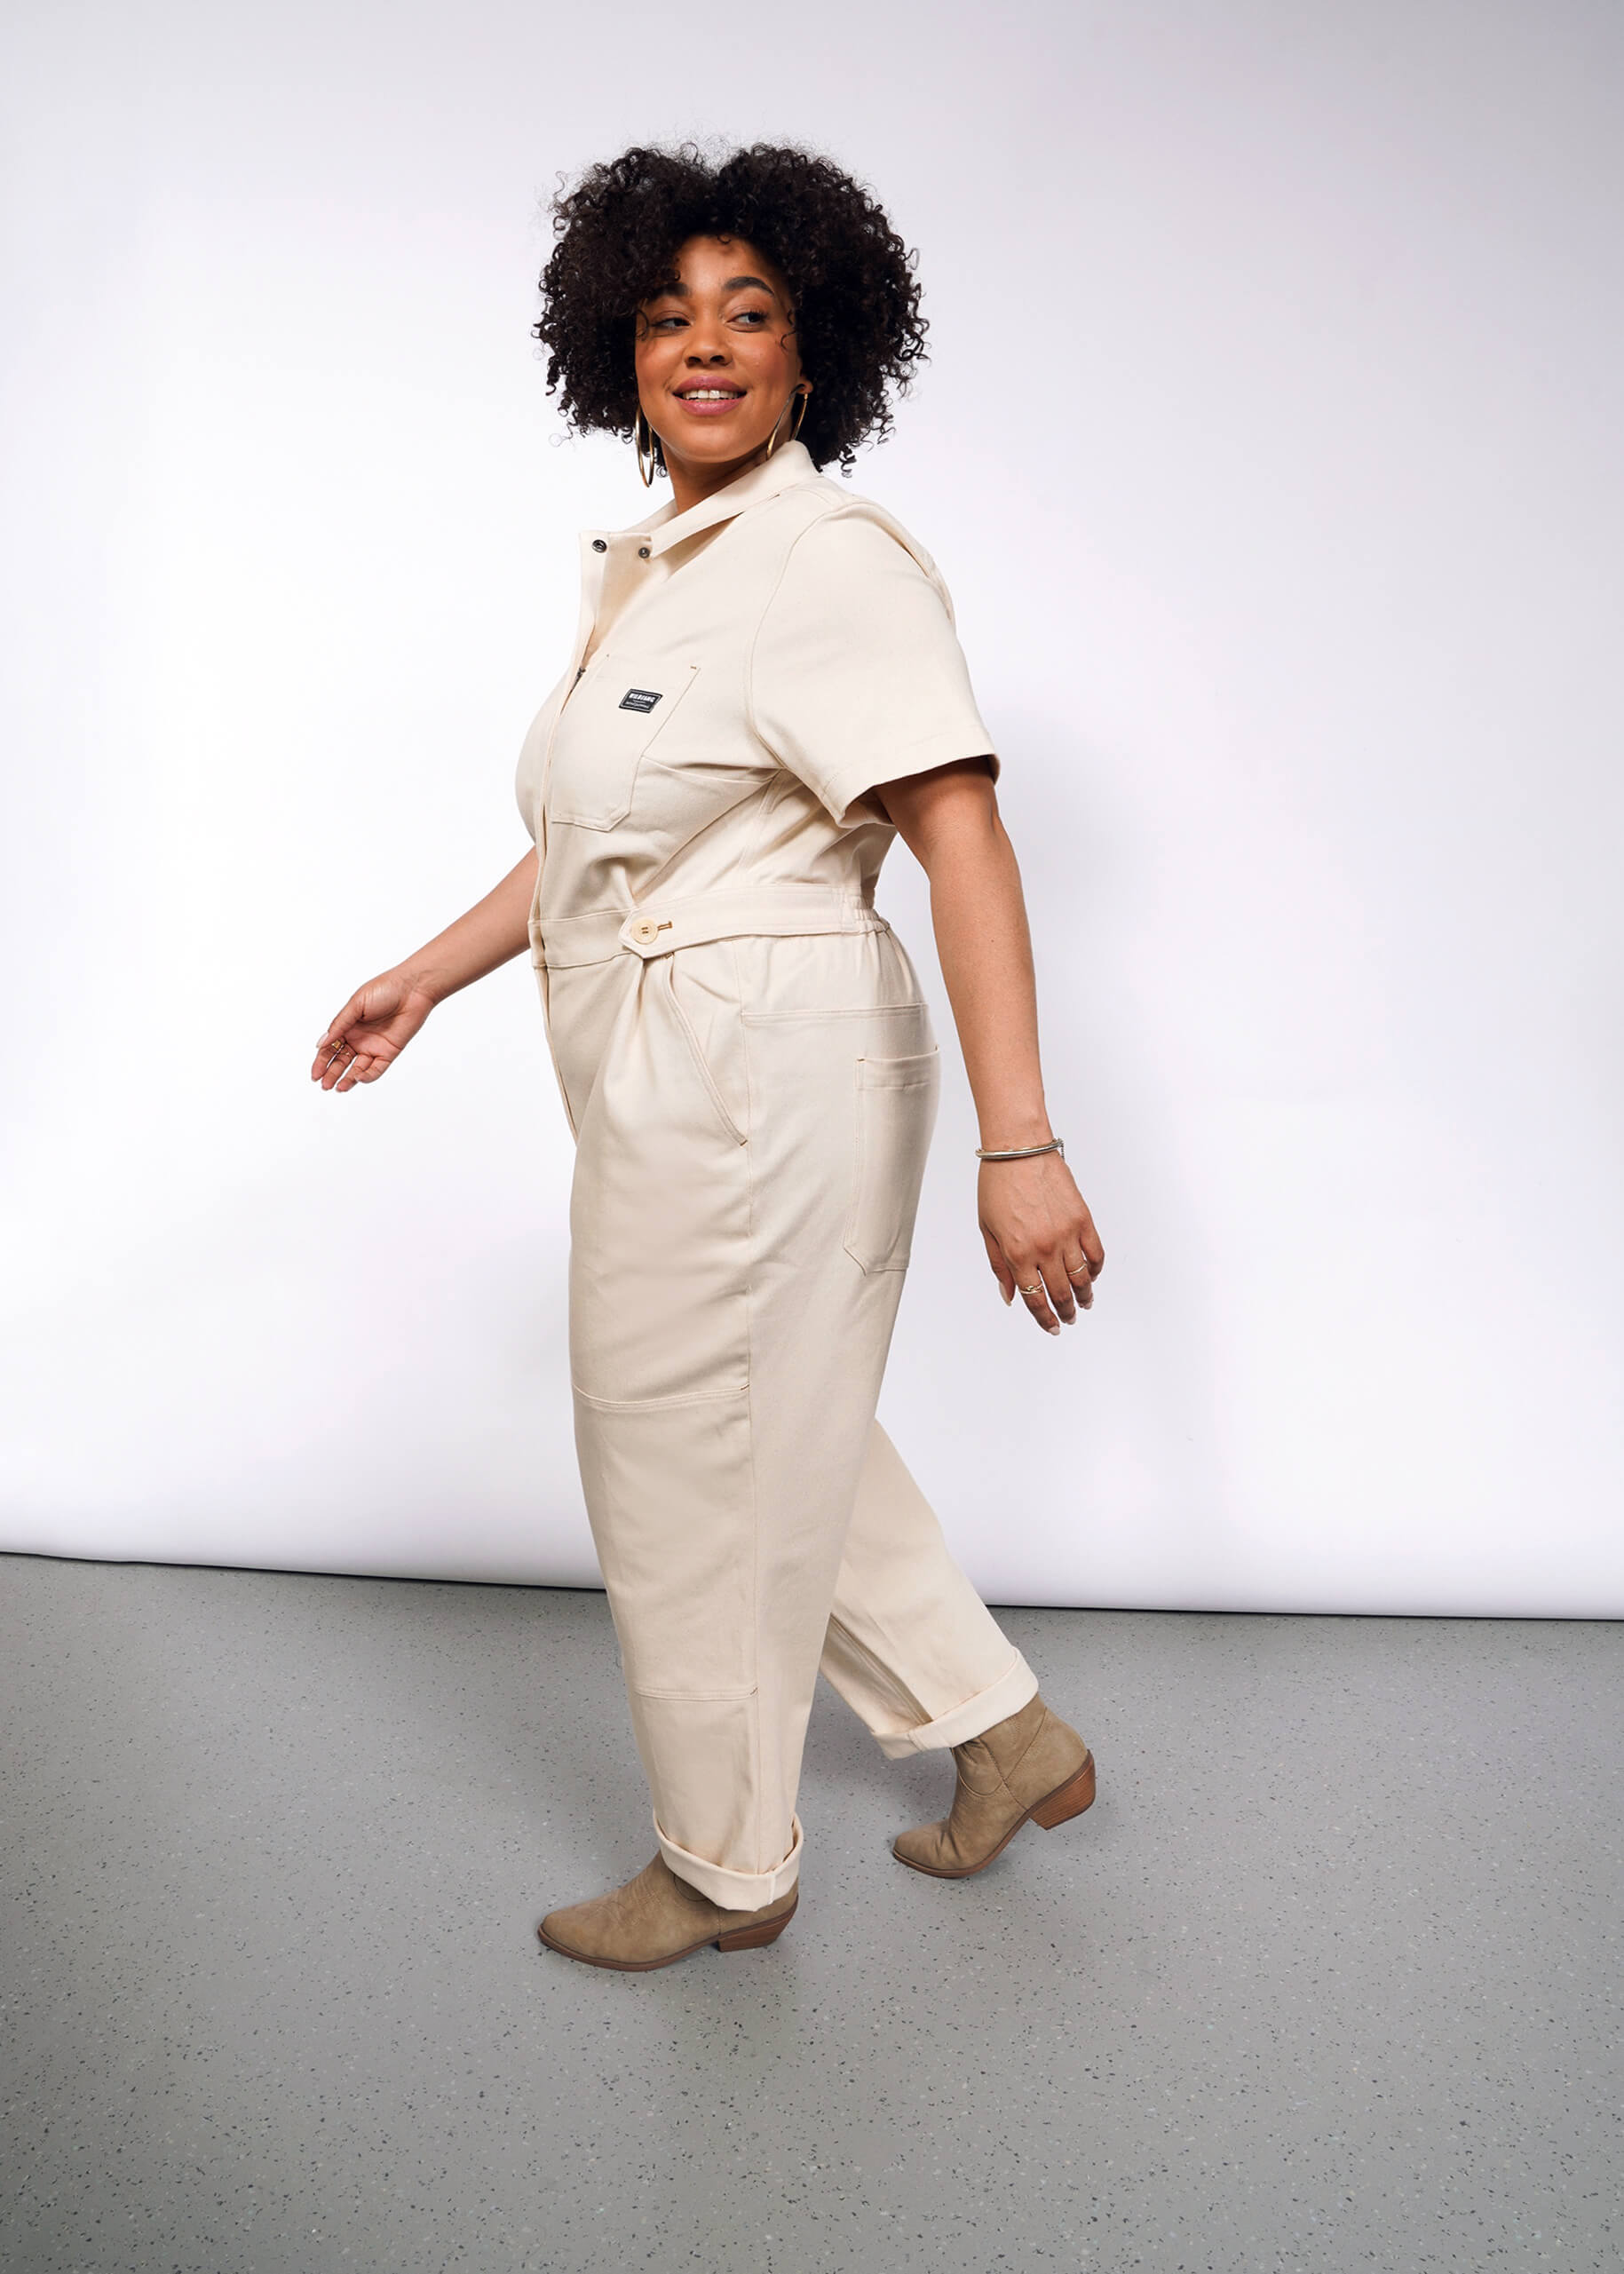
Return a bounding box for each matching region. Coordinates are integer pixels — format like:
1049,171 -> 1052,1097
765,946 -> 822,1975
638,545 -> 650,559
590,538 -> 607,553
630,916 -> 660,946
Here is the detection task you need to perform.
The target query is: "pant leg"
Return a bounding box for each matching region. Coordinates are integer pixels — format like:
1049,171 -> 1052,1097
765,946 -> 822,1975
820,1421 -> 1039,1755
564,936 -> 940,1910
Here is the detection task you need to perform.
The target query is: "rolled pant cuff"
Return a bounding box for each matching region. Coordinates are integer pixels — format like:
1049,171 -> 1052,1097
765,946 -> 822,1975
654,1810 -> 804,1911
873,1652 -> 1040,1758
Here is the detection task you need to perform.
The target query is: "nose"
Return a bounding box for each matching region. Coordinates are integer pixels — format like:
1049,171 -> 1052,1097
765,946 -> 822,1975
683,308 -> 732,366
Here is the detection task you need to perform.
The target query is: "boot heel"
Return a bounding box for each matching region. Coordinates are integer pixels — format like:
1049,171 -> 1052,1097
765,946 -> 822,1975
716,1903 -> 796,1952
1031,1754 -> 1097,1830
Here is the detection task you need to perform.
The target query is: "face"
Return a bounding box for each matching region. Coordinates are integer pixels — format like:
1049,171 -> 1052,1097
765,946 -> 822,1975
634,234 -> 807,495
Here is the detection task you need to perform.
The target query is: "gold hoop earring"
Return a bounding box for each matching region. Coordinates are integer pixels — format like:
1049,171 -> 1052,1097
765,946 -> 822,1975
635,408 -> 659,487
764,388 -> 810,462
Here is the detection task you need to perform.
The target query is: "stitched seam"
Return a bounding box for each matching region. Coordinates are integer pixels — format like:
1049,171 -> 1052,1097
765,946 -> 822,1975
818,494 -> 948,603
730,993 -> 765,1874
571,1382 -> 749,1412
664,960 -> 748,1146
735,768 -> 795,881
843,1042 -> 937,1273
742,497 -> 846,764
824,1612 -> 932,1731
725,912 -> 765,1867
727,935 -> 749,1141
633,1684 -> 758,1700
741,1002 -> 921,1026
744,1152 -> 764,1875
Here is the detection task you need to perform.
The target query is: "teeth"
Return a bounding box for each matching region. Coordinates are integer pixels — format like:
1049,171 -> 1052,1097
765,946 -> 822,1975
681,389 -> 741,400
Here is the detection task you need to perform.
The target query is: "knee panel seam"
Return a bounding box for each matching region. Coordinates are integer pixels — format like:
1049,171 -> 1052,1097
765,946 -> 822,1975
573,1381 -> 749,1411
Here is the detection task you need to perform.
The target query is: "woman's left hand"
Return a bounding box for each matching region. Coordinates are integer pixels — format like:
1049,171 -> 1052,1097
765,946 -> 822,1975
978,1153 -> 1105,1335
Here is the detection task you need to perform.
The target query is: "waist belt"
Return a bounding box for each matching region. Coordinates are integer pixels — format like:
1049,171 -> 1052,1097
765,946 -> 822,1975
534,888 -> 887,971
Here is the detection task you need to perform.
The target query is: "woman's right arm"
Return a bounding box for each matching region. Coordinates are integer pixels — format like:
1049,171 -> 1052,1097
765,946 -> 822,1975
311,846 -> 538,1093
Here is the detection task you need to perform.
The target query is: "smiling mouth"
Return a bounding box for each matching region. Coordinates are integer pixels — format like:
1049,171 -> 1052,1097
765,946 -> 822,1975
675,385 -> 746,408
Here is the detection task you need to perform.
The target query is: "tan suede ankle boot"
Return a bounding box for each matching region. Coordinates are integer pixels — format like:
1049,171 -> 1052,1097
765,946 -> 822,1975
891,1692 -> 1095,1878
537,1855 -> 797,1971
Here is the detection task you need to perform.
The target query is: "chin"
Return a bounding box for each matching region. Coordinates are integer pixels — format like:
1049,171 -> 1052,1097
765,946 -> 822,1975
683,430 -> 765,458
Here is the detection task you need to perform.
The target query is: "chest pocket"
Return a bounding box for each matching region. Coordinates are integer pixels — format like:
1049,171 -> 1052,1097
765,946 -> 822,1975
546,656 -> 699,831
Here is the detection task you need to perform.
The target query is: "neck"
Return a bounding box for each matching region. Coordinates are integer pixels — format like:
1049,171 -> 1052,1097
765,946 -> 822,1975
662,441 -> 777,517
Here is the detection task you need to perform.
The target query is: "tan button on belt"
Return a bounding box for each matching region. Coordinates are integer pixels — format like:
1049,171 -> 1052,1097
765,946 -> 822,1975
535,889 -> 887,971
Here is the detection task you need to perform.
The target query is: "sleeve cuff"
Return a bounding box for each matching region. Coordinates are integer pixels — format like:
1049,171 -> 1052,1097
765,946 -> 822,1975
813,733 -> 1000,829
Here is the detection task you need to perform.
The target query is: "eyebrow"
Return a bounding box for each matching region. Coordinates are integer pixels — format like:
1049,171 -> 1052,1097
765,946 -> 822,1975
651,274 -> 780,300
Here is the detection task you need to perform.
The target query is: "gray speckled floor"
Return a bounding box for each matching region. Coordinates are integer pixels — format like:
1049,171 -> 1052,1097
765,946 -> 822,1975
1,1561 -> 1618,2274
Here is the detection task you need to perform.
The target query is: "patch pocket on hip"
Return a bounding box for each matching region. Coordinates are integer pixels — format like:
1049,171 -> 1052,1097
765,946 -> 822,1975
546,656 -> 698,831
844,1049 -> 940,1274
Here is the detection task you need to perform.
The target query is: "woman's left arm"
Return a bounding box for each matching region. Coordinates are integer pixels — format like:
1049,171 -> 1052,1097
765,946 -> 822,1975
873,757 -> 1105,1335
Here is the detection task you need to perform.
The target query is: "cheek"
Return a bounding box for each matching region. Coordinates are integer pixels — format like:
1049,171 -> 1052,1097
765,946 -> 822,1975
742,333 -> 796,384
633,336 -> 673,389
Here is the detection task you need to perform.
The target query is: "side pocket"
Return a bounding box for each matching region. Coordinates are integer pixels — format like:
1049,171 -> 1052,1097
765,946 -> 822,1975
844,1049 -> 940,1274
664,961 -> 748,1147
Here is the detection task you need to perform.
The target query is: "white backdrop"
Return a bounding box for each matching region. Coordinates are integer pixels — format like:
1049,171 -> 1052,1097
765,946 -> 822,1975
3,1 -> 1620,1612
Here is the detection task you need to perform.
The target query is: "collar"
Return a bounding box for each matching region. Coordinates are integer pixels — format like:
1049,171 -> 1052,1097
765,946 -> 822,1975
620,439 -> 820,560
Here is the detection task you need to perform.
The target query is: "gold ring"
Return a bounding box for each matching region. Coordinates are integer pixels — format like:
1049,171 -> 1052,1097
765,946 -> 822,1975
1019,1284 -> 1042,1297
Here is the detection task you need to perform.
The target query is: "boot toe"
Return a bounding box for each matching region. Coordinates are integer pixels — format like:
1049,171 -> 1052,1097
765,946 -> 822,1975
537,1898 -> 613,1961
891,1819 -> 952,1874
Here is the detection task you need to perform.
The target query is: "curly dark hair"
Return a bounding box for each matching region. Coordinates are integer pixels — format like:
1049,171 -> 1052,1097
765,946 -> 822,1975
533,143 -> 928,475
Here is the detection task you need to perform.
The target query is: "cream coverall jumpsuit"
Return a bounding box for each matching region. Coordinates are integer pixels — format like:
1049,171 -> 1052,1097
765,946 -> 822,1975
516,438 -> 1038,1909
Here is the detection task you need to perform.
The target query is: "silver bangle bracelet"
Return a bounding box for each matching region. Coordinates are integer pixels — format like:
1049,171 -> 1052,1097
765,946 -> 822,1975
975,1137 -> 1065,1161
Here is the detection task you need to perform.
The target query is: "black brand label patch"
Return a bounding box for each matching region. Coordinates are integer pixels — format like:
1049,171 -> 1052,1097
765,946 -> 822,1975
618,687 -> 661,714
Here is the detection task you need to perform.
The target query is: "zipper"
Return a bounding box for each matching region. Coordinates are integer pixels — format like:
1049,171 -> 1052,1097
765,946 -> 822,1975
537,662 -> 590,826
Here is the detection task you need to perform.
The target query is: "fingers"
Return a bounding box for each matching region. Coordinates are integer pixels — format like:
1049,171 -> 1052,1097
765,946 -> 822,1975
1079,1212 -> 1105,1283
982,1227 -> 1017,1308
1062,1248 -> 1096,1311
313,1030 -> 354,1089
313,997 -> 360,1089
1014,1267 -> 1062,1336
1042,1253 -> 1079,1325
1006,1237 -> 1102,1335
313,1029 -> 384,1094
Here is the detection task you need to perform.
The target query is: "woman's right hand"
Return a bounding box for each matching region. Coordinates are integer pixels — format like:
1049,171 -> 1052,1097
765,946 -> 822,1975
312,968 -> 439,1092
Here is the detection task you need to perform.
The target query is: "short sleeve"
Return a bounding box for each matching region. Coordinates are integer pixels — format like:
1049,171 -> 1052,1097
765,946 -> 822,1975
748,510 -> 998,828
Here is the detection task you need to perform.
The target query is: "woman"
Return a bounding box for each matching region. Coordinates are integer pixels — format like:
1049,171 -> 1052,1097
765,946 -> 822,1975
313,144 -> 1105,1972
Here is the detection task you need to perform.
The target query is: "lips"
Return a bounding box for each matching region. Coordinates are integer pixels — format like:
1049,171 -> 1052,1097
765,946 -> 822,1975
672,384 -> 747,416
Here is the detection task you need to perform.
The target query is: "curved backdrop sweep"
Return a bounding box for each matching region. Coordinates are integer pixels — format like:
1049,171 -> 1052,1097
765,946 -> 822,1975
3,0 -> 1620,1613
